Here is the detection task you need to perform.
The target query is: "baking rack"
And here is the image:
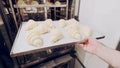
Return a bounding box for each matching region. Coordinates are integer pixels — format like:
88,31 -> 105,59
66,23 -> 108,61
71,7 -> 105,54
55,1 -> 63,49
8,0 -> 82,68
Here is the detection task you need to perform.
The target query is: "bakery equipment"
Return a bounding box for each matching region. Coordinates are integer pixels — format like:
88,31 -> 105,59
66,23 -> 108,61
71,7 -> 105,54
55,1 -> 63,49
1,0 -> 83,68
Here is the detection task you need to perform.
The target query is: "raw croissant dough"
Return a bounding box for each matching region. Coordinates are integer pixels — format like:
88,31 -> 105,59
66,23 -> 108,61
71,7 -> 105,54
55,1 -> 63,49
31,1 -> 39,5
65,24 -> 81,39
67,18 -> 79,25
45,1 -> 53,5
32,39 -> 43,47
26,32 -> 37,42
17,0 -> 26,5
80,25 -> 92,37
55,1 -> 61,5
58,19 -> 67,27
25,19 -> 38,30
44,19 -> 55,28
26,32 -> 43,47
32,23 -> 50,35
49,29 -> 63,43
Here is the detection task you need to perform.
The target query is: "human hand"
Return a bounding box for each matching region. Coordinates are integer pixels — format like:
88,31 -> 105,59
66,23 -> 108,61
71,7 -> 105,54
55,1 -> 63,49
76,37 -> 102,54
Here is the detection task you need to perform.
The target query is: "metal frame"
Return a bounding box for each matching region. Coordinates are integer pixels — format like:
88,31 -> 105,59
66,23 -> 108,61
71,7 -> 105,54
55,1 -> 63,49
8,0 -> 18,29
8,0 -> 81,29
0,0 -> 13,50
11,0 -> 69,21
8,0 -> 83,68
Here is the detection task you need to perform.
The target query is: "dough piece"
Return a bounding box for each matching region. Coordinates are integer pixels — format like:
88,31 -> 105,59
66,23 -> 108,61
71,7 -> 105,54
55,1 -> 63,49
65,24 -> 81,39
32,38 -> 43,47
70,31 -> 81,40
25,32 -> 38,42
25,32 -> 43,47
31,1 -> 39,5
29,35 -> 40,44
58,19 -> 67,27
32,23 -> 50,35
45,1 -> 53,5
55,1 -> 61,5
67,18 -> 79,25
17,0 -> 26,5
25,19 -> 38,30
81,25 -> 92,37
65,23 -> 79,31
44,19 -> 55,28
49,29 -> 63,43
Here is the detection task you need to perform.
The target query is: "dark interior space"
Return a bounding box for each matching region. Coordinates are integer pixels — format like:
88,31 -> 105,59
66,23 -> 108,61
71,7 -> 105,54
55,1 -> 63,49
0,30 -> 14,68
116,41 -> 120,51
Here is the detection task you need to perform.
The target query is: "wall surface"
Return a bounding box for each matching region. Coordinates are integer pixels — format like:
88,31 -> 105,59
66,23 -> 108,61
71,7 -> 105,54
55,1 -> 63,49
76,0 -> 120,68
79,0 -> 120,48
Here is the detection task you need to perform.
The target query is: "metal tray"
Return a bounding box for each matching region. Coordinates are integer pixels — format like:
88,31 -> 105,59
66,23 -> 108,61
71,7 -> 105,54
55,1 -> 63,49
10,21 -> 81,57
10,20 -> 104,57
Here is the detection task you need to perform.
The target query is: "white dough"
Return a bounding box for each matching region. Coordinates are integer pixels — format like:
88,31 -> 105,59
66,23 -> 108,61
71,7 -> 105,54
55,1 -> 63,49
17,0 -> 26,5
49,29 -> 63,43
65,24 -> 81,39
81,25 -> 92,37
66,18 -> 79,25
29,35 -> 40,44
32,23 -> 50,35
32,38 -> 43,47
58,19 -> 67,27
65,23 -> 79,31
55,1 -> 61,5
25,32 -> 43,47
25,19 -> 38,30
44,19 -> 55,28
25,32 -> 38,42
31,1 -> 39,5
71,33 -> 81,40
45,1 -> 53,5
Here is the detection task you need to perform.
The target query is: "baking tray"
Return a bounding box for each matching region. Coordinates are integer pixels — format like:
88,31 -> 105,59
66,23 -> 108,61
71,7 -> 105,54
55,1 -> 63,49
10,21 -> 82,57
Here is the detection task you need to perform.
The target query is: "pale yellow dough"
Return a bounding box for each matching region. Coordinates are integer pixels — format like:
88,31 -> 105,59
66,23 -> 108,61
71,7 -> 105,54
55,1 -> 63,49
58,19 -> 67,27
55,1 -> 61,5
67,18 -> 79,25
45,1 -> 53,5
32,23 -> 50,35
17,0 -> 26,5
81,25 -> 92,37
31,1 -> 39,5
65,24 -> 81,39
44,19 -> 55,28
25,32 -> 43,47
26,32 -> 37,42
32,38 -> 43,47
29,35 -> 40,44
49,29 -> 63,43
25,19 -> 38,30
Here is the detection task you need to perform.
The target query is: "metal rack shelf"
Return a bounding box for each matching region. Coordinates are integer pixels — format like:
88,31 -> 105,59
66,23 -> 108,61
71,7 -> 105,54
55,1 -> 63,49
11,0 -> 68,22
8,0 -> 80,29
46,4 -> 67,7
14,4 -> 67,8
14,4 -> 45,8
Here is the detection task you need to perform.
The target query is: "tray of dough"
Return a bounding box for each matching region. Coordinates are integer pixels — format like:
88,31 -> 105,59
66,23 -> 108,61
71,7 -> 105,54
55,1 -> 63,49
10,19 -> 93,57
